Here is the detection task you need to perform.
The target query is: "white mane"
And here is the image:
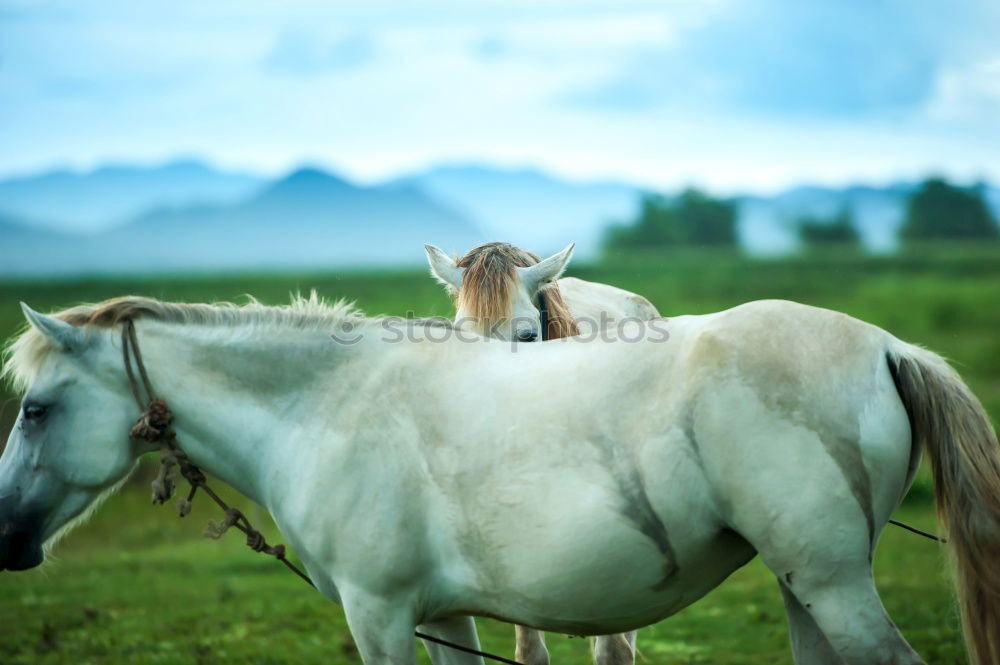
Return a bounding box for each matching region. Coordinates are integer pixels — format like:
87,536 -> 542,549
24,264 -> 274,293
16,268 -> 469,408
2,291 -> 364,392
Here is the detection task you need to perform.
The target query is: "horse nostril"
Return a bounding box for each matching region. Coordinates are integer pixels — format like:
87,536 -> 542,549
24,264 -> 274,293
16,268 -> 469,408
517,330 -> 538,342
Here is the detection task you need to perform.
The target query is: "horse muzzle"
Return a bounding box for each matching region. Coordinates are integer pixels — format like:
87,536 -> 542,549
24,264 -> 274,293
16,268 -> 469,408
0,502 -> 44,571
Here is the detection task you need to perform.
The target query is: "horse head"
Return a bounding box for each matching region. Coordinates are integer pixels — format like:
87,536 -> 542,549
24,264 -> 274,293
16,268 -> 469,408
0,304 -> 147,571
425,242 -> 578,341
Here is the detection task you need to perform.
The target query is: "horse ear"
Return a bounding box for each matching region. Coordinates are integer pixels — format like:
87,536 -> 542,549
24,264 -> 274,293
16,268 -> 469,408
519,243 -> 574,292
424,244 -> 464,291
20,302 -> 87,352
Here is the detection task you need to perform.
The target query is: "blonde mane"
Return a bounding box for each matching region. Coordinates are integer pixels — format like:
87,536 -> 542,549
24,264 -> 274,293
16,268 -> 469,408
455,242 -> 580,339
2,292 -> 362,393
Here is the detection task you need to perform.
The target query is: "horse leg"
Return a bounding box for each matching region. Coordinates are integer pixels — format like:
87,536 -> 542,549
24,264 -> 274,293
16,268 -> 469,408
593,631 -> 637,665
781,566 -> 922,665
419,616 -> 486,665
514,626 -> 549,665
732,495 -> 922,662
750,530 -> 923,664
692,374 -> 919,663
778,582 -> 839,665
342,591 -> 418,665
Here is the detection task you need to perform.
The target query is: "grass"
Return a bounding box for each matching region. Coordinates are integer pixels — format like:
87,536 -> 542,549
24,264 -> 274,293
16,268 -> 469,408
2,244 -> 998,664
0,488 -> 964,665
0,494 -> 963,664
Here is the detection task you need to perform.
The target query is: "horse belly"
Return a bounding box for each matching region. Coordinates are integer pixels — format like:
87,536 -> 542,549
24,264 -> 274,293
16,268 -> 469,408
443,473 -> 755,634
467,524 -> 754,634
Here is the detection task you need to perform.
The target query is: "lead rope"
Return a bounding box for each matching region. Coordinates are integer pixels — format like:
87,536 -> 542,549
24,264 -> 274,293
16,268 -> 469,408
120,319 -> 524,665
888,519 -> 945,543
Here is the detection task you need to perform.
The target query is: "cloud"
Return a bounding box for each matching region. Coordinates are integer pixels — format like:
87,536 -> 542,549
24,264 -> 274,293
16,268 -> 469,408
562,0 -> 983,118
925,59 -> 1000,124
264,28 -> 375,75
562,77 -> 660,111
473,34 -> 508,61
0,0 -> 998,190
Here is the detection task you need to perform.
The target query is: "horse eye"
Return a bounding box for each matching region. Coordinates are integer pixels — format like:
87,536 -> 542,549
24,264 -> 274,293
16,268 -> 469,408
23,403 -> 48,421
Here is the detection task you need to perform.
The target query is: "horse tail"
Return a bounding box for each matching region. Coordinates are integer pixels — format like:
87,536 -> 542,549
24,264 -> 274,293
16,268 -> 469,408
887,341 -> 1000,665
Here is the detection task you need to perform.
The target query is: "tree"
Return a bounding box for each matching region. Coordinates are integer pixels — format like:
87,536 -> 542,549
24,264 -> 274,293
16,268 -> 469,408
604,188 -> 737,251
798,209 -> 861,249
901,178 -> 998,243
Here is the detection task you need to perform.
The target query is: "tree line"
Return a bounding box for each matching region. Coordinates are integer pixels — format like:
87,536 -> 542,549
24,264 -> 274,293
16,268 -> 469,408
603,177 -> 999,252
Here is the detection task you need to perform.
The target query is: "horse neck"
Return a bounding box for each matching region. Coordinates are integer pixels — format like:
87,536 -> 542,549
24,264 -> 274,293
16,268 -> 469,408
128,322 -> 345,510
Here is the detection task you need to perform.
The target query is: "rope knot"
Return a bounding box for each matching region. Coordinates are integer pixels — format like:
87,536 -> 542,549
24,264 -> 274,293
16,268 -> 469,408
204,507 -> 242,540
246,529 -> 267,552
151,450 -> 178,504
129,400 -> 173,443
130,416 -> 162,443
178,461 -> 206,487
175,498 -> 192,517
147,399 -> 172,429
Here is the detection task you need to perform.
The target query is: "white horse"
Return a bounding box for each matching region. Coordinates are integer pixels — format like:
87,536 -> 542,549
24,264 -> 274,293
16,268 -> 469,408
425,241 -> 661,665
2,295 -> 999,665
424,243 -> 659,342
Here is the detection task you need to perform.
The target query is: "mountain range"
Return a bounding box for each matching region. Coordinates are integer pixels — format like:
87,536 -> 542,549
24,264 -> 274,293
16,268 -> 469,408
1,159 -> 997,276
0,165 -> 484,276
0,159 -> 264,233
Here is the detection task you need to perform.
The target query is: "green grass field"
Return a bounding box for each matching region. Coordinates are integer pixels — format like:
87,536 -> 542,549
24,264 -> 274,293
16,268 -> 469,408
2,245 -> 998,664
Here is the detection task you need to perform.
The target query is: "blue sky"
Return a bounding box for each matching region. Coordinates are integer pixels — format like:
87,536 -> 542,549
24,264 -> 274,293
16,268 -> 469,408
1,0 -> 998,192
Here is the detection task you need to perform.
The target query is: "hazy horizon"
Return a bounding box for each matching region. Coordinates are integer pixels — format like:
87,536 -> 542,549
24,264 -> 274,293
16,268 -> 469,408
1,154 -> 995,200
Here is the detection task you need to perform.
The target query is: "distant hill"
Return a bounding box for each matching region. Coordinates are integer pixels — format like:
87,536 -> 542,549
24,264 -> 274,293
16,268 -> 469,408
2,158 -> 998,275
0,159 -> 265,232
396,164 -> 641,257
0,168 -> 484,276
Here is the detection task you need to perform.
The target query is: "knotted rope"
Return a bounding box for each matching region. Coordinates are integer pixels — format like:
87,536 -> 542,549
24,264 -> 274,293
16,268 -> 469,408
119,319 -> 524,665
121,319 -> 312,586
